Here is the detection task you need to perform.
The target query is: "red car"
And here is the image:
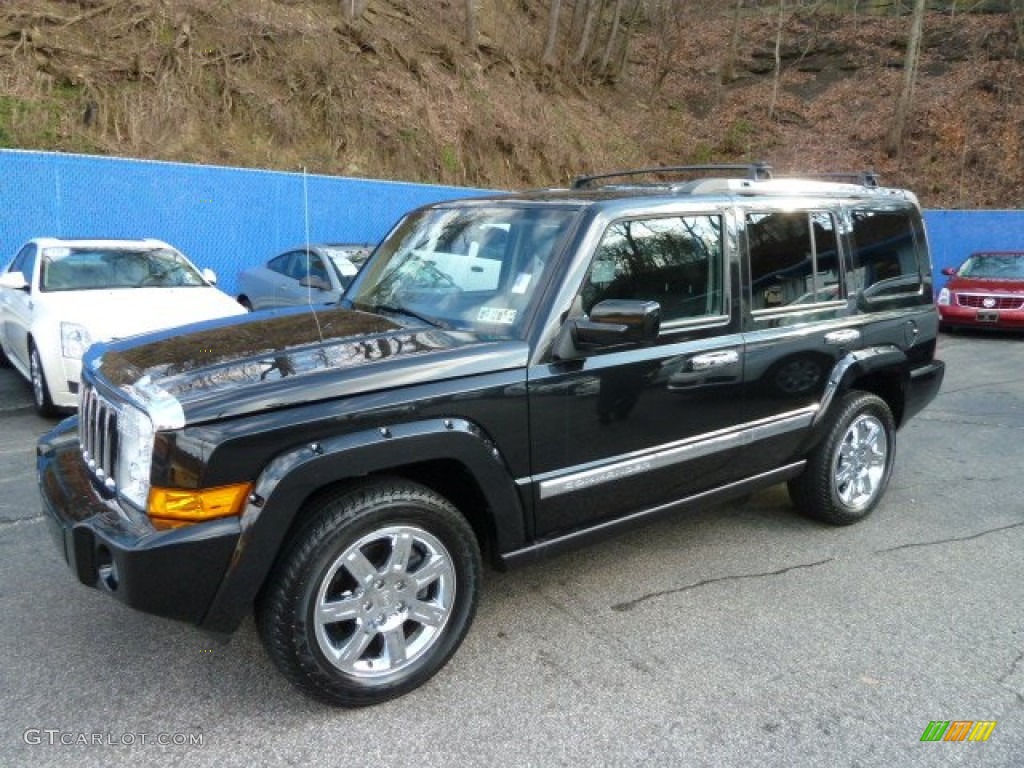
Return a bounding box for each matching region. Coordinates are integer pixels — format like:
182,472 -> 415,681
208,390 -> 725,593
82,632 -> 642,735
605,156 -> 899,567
938,251 -> 1024,331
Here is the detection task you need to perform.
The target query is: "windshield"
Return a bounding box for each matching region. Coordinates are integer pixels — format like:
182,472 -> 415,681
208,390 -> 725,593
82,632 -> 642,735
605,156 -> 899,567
957,253 -> 1024,280
324,246 -> 370,290
348,205 -> 576,336
39,247 -> 207,292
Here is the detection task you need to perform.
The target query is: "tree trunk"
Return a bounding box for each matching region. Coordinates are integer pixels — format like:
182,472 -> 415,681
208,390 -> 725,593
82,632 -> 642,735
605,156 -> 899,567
543,0 -> 563,66
884,0 -> 927,157
722,0 -> 744,84
465,0 -> 478,49
768,0 -> 786,120
599,0 -> 624,73
340,0 -> 370,20
572,0 -> 602,66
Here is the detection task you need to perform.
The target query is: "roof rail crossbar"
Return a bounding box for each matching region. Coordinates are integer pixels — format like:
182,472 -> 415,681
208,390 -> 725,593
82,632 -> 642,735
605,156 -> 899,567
799,171 -> 881,188
571,162 -> 774,189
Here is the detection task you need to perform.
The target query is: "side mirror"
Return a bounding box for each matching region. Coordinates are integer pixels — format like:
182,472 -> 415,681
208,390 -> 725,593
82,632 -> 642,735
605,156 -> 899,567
574,299 -> 661,348
201,268 -> 218,285
0,271 -> 29,291
940,267 -> 957,277
299,275 -> 331,291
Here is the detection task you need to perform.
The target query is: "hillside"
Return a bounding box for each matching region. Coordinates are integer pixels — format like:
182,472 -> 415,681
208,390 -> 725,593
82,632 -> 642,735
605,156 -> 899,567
1,1 -> 1022,208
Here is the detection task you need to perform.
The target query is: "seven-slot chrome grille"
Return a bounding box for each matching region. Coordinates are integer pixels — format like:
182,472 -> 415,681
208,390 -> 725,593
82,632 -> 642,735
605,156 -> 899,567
956,293 -> 1024,310
80,380 -> 119,492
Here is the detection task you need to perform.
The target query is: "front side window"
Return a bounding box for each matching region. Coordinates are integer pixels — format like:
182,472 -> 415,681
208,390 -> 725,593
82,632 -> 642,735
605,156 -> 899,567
848,207 -> 924,300
747,210 -> 842,311
39,247 -> 207,292
580,214 -> 725,325
348,205 -> 576,337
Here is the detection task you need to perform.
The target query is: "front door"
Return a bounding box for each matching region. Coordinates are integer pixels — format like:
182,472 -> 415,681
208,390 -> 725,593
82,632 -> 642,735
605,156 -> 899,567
527,211 -> 747,539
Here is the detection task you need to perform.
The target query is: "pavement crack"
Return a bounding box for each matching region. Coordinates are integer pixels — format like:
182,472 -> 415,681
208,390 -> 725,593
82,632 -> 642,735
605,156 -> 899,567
874,521 -> 1024,555
997,651 -> 1024,707
611,557 -> 835,612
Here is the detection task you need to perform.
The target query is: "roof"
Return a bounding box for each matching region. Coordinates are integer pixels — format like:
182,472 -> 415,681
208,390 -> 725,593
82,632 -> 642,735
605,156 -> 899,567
29,237 -> 175,250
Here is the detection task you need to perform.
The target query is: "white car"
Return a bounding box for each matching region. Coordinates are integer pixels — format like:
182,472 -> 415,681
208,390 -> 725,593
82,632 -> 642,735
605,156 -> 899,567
0,237 -> 246,415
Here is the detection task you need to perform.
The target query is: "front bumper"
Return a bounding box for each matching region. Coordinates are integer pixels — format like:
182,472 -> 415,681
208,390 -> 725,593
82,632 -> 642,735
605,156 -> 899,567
37,418 -> 241,626
938,304 -> 1024,329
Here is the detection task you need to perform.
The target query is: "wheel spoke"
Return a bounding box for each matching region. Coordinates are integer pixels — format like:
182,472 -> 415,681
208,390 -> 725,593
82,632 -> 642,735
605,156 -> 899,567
335,627 -> 375,664
407,599 -> 447,627
317,596 -> 361,625
412,554 -> 449,590
343,549 -> 380,586
382,627 -> 408,665
386,530 -> 414,574
835,461 -> 855,487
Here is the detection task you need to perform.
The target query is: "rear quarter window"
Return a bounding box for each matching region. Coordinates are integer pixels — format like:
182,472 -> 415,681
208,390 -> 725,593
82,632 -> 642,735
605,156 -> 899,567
848,207 -> 928,306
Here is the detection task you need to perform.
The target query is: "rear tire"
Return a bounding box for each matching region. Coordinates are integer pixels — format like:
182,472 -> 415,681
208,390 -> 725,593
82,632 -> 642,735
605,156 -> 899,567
29,342 -> 58,417
788,391 -> 895,525
257,478 -> 481,706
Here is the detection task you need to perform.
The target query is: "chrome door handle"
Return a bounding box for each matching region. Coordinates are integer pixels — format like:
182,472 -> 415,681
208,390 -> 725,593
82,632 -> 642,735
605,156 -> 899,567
824,329 -> 861,346
691,350 -> 740,370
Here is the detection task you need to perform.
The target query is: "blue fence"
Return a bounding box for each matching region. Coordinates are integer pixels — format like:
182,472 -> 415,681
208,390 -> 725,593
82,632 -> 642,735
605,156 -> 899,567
1,149 -> 1021,296
0,149 -> 487,297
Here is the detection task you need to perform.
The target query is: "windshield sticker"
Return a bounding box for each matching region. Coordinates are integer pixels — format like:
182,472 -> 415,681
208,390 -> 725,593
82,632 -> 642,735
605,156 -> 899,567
512,272 -> 532,294
477,307 -> 518,325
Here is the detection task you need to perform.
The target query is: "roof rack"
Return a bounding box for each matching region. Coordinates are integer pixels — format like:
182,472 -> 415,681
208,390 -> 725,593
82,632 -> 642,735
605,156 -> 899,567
571,162 -> 774,189
797,171 -> 881,188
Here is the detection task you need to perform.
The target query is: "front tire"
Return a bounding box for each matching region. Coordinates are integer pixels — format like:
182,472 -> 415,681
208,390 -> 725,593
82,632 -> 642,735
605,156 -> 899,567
29,342 -> 57,417
788,391 -> 895,525
257,478 -> 481,706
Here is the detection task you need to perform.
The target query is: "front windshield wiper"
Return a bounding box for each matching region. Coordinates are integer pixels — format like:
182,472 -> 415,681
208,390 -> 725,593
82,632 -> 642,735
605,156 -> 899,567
363,303 -> 450,329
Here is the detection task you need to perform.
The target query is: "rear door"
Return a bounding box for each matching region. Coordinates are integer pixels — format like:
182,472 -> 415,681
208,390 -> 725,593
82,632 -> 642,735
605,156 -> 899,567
527,208 -> 748,538
738,204 -> 862,475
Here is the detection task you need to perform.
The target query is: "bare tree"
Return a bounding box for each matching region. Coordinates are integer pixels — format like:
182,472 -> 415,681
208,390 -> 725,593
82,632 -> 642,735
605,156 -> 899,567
768,0 -> 786,119
340,0 -> 370,20
722,0 -> 745,83
598,0 -> 625,72
885,0 -> 927,157
572,0 -> 603,66
465,0 -> 478,49
543,0 -> 563,66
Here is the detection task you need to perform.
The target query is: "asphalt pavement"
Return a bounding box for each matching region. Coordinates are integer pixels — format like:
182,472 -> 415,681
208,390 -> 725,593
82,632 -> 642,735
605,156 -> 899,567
1,331 -> 1022,767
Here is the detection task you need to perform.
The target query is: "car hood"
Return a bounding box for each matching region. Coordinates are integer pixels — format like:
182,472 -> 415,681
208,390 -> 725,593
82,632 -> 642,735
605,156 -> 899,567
946,276 -> 1024,294
88,306 -> 528,422
39,287 -> 246,342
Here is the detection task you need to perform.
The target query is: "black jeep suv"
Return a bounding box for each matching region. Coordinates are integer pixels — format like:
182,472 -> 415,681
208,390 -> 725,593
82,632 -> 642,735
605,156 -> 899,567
38,165 -> 945,706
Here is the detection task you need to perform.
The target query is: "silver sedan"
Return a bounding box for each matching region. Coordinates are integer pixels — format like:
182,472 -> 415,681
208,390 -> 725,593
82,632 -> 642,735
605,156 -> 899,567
237,243 -> 371,311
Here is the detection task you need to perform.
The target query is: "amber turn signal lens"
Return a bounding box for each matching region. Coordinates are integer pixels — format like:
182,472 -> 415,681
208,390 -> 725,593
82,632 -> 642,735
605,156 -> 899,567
147,482 -> 252,527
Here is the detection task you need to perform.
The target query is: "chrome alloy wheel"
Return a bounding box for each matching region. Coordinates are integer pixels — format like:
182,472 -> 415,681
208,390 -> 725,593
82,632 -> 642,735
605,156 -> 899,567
30,347 -> 46,407
832,413 -> 888,510
313,525 -> 456,680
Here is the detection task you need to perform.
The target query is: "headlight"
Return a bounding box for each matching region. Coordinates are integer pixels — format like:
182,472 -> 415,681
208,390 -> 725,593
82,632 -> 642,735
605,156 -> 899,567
117,404 -> 155,509
937,287 -> 950,306
61,322 -> 93,359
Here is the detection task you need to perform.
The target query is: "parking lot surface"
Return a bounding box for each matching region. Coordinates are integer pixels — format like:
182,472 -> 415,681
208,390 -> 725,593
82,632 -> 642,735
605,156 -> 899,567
1,331 -> 1022,767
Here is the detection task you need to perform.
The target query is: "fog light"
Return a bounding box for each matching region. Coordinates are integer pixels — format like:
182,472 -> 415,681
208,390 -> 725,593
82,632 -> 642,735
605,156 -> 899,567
96,545 -> 118,591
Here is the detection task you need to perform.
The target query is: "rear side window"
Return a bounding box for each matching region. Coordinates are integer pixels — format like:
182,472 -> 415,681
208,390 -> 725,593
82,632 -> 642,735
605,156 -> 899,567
746,211 -> 841,311
848,208 -> 925,301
